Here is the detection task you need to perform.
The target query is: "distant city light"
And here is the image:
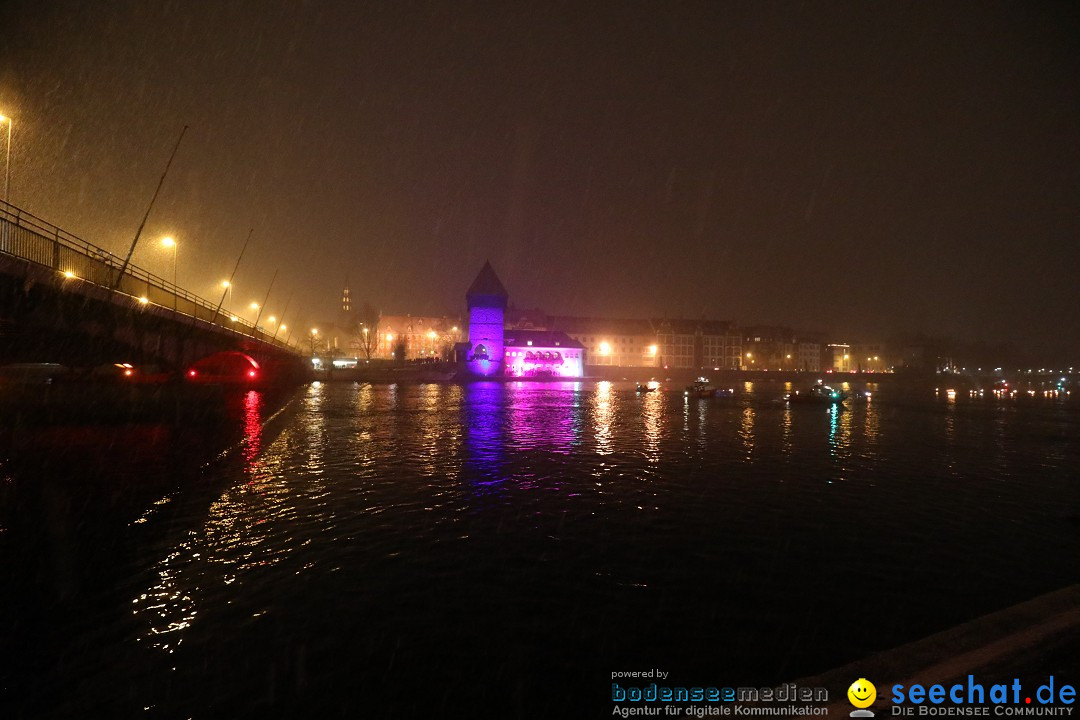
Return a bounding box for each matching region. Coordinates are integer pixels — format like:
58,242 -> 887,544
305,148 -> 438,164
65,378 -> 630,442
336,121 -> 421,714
648,344 -> 658,355
598,341 -> 612,355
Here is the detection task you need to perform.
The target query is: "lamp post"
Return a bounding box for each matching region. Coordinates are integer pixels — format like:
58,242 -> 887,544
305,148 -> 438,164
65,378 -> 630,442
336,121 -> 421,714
0,113 -> 11,203
161,237 -> 177,310
222,281 -> 233,312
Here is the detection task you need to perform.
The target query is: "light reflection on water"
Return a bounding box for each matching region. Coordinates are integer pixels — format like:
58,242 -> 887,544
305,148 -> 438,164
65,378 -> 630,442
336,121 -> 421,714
593,380 -> 615,456
113,380 -> 1080,715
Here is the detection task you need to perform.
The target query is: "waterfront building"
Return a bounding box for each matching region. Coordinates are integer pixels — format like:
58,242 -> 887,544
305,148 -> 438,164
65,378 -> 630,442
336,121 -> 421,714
698,320 -> 743,370
464,262 -> 509,376
654,319 -> 741,370
655,319 -> 695,369
461,262 -> 585,378
376,315 -> 462,360
501,328 -> 586,378
545,316 -> 658,368
827,343 -> 852,372
742,325 -> 798,371
796,339 -> 823,372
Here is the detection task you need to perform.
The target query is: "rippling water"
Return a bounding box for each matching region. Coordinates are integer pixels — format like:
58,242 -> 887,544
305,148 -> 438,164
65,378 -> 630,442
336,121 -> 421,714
2,380 -> 1078,718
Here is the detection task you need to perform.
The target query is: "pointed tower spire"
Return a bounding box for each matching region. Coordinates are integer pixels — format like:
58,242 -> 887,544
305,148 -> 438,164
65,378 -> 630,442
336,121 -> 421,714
466,260 -> 509,309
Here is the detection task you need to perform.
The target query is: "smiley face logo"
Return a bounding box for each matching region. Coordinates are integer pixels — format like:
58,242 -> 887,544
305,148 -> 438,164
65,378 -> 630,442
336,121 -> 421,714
848,678 -> 877,709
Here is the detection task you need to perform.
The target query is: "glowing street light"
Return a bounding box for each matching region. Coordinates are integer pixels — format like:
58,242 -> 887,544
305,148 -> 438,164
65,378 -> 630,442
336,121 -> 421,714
221,280 -> 233,310
647,344 -> 658,355
0,113 -> 11,202
598,341 -> 612,356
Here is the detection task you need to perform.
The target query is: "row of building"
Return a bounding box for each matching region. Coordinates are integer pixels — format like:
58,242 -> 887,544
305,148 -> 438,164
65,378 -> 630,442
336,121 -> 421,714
321,265 -> 890,374
365,315 -> 886,373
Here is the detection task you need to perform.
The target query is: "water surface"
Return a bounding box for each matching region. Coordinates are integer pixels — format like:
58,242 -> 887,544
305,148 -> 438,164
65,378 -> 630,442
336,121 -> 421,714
2,380 -> 1077,718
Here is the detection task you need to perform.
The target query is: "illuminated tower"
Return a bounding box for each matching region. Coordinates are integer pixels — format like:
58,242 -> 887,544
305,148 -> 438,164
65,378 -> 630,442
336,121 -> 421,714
342,283 -> 351,313
466,261 -> 508,377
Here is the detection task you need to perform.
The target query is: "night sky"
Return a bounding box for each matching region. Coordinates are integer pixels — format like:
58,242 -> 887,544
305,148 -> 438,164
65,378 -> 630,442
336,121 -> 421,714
1,1 -> 1077,358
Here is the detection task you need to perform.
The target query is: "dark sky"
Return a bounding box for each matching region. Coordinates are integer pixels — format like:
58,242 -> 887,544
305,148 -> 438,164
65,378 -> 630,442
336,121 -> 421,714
1,0 -> 1078,357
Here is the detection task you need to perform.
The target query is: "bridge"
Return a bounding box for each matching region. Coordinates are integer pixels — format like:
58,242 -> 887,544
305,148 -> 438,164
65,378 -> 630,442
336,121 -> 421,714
0,200 -> 305,385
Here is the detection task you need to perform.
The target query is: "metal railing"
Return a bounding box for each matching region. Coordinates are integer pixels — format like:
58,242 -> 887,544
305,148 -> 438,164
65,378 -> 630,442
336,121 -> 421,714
0,199 -> 297,352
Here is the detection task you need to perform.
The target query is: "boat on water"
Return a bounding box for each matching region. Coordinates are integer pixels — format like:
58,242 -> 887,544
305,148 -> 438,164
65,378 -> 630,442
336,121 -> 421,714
785,381 -> 846,405
684,377 -> 735,398
637,380 -> 660,393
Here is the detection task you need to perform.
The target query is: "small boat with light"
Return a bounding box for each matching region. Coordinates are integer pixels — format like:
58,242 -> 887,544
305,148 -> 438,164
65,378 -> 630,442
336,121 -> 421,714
685,377 -> 734,398
637,380 -> 660,393
785,381 -> 846,405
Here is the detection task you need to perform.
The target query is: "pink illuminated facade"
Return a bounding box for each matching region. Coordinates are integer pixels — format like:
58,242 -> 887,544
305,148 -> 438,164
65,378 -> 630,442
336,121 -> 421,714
502,330 -> 585,379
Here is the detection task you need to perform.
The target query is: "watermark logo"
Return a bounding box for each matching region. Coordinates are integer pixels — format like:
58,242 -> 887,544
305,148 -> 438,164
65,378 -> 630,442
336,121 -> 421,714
849,678 -> 877,717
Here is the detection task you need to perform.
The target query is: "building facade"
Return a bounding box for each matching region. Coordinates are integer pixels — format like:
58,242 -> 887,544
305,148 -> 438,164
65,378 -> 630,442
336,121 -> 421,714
376,315 -> 462,360
654,319 -> 742,370
502,329 -> 585,378
546,316 -> 658,368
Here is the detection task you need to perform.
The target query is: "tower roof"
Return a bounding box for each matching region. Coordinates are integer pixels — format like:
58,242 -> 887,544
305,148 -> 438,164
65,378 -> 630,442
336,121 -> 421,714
467,261 -> 508,298
466,261 -> 509,309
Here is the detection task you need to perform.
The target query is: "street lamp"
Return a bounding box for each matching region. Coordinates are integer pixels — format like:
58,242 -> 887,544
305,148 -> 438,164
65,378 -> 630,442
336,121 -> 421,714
0,113 -> 11,203
161,237 -> 177,310
221,280 -> 233,311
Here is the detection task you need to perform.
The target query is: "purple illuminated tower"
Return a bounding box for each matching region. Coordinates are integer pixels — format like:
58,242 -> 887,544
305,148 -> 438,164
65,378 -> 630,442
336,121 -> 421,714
466,261 -> 509,377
